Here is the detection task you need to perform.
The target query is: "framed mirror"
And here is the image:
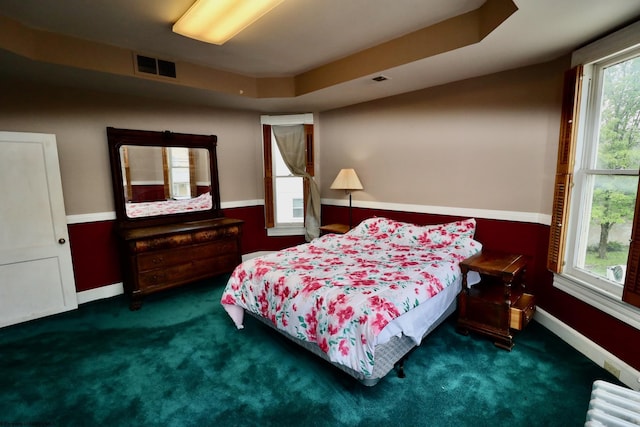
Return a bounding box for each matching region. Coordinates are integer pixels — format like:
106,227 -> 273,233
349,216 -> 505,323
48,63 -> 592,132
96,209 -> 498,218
107,127 -> 222,228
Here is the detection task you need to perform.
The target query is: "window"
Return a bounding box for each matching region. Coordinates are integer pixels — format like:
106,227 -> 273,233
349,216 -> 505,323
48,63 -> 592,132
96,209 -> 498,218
167,147 -> 191,199
567,53 -> 640,293
162,147 -> 196,200
261,114 -> 316,237
292,198 -> 304,219
272,136 -> 304,224
549,21 -> 640,326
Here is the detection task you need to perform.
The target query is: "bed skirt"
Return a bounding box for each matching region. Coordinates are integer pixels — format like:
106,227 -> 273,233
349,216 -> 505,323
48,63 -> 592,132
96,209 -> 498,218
245,299 -> 457,386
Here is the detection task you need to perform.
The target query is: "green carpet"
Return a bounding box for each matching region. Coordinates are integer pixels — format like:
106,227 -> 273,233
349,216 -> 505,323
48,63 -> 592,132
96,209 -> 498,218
0,276 -> 617,426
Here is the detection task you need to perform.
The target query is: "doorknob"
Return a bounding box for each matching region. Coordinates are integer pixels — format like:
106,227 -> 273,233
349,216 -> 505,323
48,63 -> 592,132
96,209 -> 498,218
58,238 -> 66,244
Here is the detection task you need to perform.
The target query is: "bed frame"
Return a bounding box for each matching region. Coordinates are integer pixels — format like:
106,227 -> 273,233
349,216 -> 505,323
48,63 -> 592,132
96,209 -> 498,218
245,299 -> 457,386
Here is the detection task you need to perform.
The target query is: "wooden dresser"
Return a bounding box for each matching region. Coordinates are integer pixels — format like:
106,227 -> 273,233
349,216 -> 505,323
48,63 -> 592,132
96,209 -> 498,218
118,218 -> 243,309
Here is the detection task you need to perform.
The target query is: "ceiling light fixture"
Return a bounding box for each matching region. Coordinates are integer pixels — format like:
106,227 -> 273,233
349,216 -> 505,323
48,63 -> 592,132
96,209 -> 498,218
173,0 -> 285,45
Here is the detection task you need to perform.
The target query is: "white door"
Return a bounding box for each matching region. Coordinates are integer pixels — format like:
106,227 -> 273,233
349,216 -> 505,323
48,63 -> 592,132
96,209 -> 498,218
0,131 -> 77,327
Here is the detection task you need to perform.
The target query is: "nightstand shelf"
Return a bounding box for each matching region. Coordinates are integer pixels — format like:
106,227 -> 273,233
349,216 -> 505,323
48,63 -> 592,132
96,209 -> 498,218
456,250 -> 535,350
319,223 -> 350,235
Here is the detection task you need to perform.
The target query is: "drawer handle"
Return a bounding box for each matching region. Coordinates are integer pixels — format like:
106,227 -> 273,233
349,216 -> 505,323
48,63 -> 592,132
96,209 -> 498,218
152,257 -> 164,264
150,273 -> 165,283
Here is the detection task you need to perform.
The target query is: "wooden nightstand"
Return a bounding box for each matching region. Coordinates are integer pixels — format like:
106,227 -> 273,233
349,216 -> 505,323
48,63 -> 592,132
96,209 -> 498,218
319,223 -> 350,235
456,250 -> 535,350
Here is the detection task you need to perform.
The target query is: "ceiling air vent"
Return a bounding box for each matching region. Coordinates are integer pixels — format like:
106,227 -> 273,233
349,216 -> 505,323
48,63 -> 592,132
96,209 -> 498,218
372,75 -> 389,82
135,54 -> 177,78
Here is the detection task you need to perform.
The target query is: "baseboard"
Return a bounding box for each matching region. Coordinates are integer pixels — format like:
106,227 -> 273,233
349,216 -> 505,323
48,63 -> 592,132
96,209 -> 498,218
535,308 -> 640,391
76,282 -> 124,304
66,212 -> 116,224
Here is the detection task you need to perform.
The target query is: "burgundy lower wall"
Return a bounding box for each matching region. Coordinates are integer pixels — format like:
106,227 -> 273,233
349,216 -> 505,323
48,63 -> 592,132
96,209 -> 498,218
221,205 -> 306,254
67,220 -> 122,292
131,185 -> 164,202
129,185 -> 212,202
324,204 -> 640,371
322,204 -> 551,298
66,203 -> 640,371
66,205 -> 304,292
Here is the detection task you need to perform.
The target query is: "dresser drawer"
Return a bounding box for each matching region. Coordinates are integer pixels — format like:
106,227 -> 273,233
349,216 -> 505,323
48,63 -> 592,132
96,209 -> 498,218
138,253 -> 239,290
509,293 -> 535,330
137,239 -> 238,272
119,218 -> 243,309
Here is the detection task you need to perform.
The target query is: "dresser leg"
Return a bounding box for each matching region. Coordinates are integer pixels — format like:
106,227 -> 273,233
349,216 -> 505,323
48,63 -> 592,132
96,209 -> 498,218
493,338 -> 514,351
129,297 -> 143,311
456,326 -> 470,336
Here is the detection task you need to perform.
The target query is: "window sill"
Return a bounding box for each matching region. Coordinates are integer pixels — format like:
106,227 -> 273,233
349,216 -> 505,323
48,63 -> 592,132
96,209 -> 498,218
267,225 -> 305,237
553,273 -> 640,331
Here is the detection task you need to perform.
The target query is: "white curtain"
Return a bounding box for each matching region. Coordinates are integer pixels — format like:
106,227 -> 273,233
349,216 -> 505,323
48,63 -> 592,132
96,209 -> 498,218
272,125 -> 320,241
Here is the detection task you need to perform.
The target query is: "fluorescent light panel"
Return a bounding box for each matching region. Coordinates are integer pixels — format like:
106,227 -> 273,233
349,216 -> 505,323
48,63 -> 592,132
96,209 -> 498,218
173,0 -> 284,45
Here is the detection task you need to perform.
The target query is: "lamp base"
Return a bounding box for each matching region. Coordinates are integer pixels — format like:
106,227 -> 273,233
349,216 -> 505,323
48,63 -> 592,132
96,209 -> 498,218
348,193 -> 353,229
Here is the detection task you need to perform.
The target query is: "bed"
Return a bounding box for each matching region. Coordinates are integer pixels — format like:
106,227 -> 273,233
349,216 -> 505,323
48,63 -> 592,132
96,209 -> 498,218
220,217 -> 482,386
124,192 -> 212,218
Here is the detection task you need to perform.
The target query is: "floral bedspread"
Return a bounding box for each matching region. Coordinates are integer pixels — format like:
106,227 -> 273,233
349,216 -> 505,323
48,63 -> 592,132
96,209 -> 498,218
124,192 -> 212,218
221,217 -> 481,378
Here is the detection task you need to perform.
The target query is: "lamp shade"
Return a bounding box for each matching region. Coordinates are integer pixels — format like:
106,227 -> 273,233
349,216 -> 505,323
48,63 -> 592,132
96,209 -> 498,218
330,169 -> 363,191
173,0 -> 285,45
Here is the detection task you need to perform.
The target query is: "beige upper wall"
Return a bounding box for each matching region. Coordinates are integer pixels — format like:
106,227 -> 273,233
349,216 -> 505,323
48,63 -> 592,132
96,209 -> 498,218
319,56 -> 569,216
0,55 -> 567,219
0,80 -> 263,215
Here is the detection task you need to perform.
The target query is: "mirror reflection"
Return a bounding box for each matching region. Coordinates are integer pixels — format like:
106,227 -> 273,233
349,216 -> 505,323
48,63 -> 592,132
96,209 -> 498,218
120,145 -> 212,218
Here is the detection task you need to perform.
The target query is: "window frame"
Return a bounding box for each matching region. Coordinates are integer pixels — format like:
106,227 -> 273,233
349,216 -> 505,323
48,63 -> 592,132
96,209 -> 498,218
563,56 -> 640,298
260,114 -> 314,237
549,21 -> 640,329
